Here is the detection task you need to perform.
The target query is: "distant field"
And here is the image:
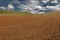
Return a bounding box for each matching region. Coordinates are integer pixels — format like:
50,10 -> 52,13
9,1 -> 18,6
0,10 -> 31,14
0,11 -> 60,40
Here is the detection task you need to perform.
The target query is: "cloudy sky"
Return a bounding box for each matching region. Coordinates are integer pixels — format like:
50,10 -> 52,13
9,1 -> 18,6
0,0 -> 60,14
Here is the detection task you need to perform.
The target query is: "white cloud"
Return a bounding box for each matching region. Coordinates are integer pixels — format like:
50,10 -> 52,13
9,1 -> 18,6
51,0 -> 58,4
35,6 -> 43,10
46,4 -> 60,11
0,6 -> 6,10
8,4 -> 14,10
42,0 -> 50,3
30,0 -> 39,5
55,4 -> 60,11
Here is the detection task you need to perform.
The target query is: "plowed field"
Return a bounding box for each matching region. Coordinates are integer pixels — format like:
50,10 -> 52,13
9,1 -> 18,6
0,12 -> 60,40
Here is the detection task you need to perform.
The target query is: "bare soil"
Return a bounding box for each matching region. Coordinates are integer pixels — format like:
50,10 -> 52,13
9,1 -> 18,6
0,14 -> 60,40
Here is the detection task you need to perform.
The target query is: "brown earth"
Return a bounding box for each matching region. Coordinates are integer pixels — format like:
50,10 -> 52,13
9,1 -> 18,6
0,12 -> 60,40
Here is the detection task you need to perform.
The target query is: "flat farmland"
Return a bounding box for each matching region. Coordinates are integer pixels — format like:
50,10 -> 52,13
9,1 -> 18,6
0,11 -> 60,40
